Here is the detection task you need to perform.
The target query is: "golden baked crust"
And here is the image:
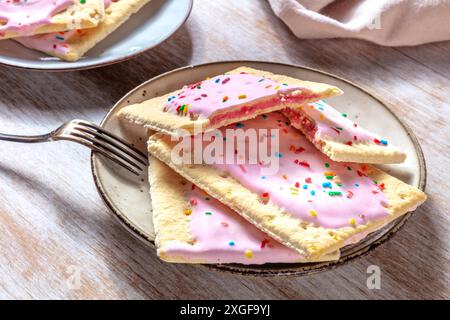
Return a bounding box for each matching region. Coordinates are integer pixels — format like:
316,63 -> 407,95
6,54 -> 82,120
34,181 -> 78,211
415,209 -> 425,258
15,0 -> 151,61
284,104 -> 407,164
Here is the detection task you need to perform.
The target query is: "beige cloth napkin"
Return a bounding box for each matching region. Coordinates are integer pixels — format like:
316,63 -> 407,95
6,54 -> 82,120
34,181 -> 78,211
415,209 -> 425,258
268,0 -> 450,46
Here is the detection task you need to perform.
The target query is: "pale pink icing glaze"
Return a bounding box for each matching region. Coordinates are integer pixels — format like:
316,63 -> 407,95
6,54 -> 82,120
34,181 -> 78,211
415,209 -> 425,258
0,0 -> 74,38
16,0 -> 112,56
285,100 -> 389,146
164,73 -> 308,119
165,182 -> 303,265
206,112 -> 390,229
165,113 -> 389,264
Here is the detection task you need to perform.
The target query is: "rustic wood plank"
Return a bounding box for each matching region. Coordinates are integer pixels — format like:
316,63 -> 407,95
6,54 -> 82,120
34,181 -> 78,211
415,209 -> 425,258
0,0 -> 448,299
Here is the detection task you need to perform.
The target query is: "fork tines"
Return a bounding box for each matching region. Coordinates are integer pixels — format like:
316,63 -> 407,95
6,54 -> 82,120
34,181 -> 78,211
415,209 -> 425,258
67,120 -> 148,175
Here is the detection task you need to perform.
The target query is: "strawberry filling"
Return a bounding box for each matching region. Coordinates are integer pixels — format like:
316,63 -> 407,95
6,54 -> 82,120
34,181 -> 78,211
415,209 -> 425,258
209,93 -> 319,126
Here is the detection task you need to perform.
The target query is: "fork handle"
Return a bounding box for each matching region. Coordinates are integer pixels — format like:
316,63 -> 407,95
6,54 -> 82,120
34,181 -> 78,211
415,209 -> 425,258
0,132 -> 53,143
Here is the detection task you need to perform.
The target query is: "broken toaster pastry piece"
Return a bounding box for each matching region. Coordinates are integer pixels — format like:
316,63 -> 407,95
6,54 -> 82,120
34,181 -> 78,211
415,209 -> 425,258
118,66 -> 344,136
15,0 -> 151,62
283,100 -> 407,164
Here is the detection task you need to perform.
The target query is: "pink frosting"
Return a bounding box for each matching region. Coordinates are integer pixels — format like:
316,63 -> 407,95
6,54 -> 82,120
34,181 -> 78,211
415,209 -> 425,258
165,182 -> 303,265
164,73 -> 309,119
16,0 -> 112,56
15,29 -> 73,56
165,112 -> 389,264
210,112 -> 389,229
285,100 -> 389,146
0,0 -> 74,38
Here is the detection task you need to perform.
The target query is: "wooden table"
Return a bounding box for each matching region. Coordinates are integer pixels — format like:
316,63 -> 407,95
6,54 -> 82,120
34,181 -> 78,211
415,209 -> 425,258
0,0 -> 448,300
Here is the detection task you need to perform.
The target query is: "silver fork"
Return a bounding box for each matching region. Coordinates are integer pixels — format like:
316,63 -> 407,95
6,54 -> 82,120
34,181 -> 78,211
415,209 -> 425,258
0,119 -> 148,175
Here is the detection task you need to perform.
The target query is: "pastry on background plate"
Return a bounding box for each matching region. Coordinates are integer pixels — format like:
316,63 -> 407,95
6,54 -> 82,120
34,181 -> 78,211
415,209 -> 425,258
149,157 -> 340,264
0,0 -> 104,39
283,100 -> 407,164
147,112 -> 427,259
15,0 -> 151,62
118,67 -> 343,136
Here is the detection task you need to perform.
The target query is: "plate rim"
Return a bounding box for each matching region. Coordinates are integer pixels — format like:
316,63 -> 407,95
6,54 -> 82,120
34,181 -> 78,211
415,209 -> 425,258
0,0 -> 193,72
91,60 -> 427,276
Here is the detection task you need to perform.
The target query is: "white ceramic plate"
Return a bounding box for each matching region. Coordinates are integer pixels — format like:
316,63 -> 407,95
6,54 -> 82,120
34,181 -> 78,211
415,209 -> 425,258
0,0 -> 193,71
91,61 -> 426,276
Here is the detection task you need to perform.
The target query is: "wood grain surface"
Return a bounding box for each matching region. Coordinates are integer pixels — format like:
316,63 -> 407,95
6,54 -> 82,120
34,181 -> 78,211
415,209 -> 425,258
0,0 -> 448,299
